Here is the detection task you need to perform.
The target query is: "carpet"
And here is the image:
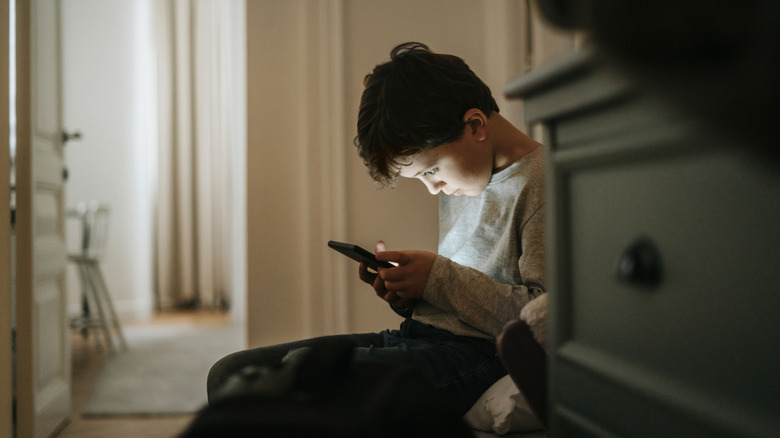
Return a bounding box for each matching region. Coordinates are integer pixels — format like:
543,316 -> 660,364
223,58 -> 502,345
81,323 -> 245,417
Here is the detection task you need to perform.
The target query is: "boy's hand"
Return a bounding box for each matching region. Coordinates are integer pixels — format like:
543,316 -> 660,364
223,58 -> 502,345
376,247 -> 436,300
358,241 -> 417,310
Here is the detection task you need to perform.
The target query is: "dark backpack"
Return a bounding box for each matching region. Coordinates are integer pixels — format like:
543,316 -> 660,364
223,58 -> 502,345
180,338 -> 473,437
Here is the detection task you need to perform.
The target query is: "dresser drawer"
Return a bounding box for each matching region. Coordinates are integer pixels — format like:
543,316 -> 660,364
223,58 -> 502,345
554,135 -> 780,434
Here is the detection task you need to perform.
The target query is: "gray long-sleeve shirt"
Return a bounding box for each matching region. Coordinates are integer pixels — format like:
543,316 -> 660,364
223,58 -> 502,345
412,146 -> 546,339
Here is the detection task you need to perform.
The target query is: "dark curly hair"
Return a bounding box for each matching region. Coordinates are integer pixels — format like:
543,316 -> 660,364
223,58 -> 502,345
354,42 -> 499,187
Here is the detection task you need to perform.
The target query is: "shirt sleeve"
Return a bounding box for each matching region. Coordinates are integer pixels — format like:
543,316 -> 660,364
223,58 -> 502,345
422,204 -> 546,337
390,302 -> 416,318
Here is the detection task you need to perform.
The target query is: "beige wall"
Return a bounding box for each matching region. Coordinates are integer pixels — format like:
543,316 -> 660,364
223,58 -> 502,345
245,0 -> 575,347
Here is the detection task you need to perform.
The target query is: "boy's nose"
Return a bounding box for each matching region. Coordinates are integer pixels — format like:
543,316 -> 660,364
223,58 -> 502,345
422,179 -> 445,195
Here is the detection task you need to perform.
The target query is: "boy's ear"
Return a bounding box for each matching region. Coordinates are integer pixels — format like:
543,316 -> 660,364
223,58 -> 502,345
463,109 -> 488,141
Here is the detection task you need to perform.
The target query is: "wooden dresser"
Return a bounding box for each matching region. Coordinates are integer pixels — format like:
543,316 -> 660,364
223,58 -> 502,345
507,48 -> 780,437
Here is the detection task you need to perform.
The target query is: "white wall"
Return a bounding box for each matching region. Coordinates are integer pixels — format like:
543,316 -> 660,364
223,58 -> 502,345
62,0 -> 157,321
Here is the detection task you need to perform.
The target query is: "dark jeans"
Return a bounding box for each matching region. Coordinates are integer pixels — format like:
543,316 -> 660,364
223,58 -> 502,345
207,318 -> 507,415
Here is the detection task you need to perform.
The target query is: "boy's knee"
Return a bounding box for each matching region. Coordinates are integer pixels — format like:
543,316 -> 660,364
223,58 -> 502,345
207,352 -> 241,404
281,346 -> 310,363
206,347 -> 303,404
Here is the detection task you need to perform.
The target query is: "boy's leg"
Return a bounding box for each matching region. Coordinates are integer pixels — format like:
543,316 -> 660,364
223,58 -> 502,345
353,320 -> 507,415
207,320 -> 505,414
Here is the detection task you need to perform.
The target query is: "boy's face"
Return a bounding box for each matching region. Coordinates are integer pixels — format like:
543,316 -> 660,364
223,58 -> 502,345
397,128 -> 494,197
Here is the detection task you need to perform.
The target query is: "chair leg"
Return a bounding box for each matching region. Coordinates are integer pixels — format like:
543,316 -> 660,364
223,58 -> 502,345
79,291 -> 90,339
74,261 -> 104,352
91,260 -> 127,350
84,261 -> 115,353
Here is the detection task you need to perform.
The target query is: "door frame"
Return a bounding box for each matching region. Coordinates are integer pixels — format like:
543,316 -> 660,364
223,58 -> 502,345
1,0 -> 12,435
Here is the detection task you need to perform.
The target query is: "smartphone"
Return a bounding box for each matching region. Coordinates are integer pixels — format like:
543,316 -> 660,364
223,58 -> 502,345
327,240 -> 393,270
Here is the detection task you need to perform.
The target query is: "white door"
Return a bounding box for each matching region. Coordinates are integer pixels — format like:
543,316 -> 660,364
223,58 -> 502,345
14,0 -> 71,437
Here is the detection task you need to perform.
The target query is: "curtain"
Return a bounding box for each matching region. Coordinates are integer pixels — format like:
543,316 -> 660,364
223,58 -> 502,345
154,0 -> 243,310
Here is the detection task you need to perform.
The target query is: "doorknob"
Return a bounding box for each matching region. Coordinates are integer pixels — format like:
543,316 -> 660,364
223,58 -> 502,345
616,237 -> 663,288
63,129 -> 83,143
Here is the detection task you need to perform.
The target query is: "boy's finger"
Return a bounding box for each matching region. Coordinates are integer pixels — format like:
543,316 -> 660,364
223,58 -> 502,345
378,265 -> 405,282
376,250 -> 407,264
358,262 -> 376,284
383,277 -> 409,292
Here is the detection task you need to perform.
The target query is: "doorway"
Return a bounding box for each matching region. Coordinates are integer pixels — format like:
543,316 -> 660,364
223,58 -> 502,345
58,0 -> 247,430
61,0 -> 246,322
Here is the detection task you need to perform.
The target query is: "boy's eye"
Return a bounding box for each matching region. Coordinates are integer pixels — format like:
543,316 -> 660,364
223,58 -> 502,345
423,168 -> 438,176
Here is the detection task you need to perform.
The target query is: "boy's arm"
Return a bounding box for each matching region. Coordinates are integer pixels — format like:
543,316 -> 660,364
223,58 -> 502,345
422,207 -> 546,337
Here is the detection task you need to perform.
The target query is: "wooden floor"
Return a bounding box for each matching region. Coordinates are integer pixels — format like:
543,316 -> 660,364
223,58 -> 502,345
55,311 -> 230,438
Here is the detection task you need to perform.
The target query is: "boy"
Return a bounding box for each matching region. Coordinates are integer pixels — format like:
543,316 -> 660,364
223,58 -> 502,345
207,42 -> 545,415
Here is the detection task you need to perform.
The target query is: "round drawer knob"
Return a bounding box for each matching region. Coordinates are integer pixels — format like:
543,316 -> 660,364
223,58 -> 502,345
617,238 -> 663,287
